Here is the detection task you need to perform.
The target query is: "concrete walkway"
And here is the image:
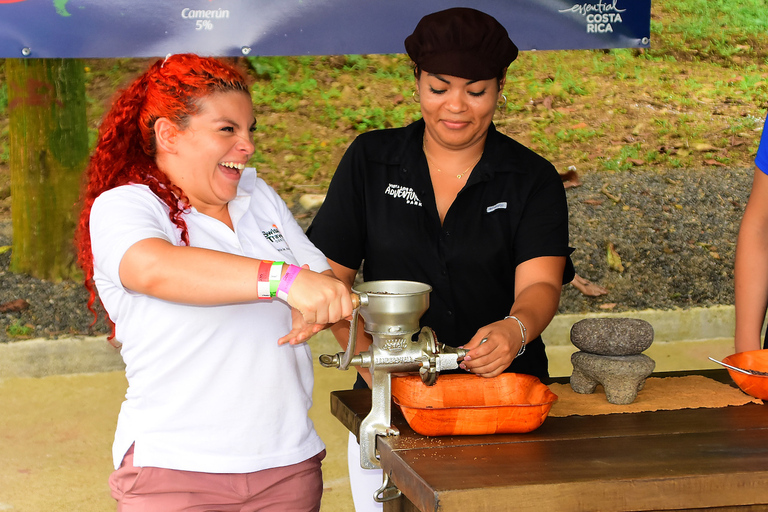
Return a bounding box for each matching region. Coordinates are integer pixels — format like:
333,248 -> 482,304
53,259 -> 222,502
0,306 -> 741,511
0,335 -> 357,512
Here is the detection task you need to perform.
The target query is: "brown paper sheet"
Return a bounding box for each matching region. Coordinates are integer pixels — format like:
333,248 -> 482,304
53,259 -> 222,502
548,375 -> 762,417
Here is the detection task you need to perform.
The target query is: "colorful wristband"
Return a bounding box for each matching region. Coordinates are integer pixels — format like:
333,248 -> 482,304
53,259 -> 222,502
257,260 -> 273,299
269,261 -> 284,297
276,264 -> 302,301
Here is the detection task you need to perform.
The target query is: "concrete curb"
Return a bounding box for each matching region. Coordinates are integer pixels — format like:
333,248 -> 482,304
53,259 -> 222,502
0,335 -> 124,379
0,306 -> 742,379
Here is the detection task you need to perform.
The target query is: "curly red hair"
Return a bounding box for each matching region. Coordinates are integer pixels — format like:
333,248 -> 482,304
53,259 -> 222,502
75,54 -> 251,334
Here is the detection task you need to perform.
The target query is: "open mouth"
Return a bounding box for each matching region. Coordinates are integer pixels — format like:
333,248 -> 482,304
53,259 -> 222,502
219,161 -> 245,178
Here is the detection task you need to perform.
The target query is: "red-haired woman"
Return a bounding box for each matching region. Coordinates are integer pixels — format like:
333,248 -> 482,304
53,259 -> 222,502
76,54 -> 352,511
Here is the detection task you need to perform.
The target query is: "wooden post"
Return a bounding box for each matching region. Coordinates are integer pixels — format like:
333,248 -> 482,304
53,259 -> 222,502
6,58 -> 88,281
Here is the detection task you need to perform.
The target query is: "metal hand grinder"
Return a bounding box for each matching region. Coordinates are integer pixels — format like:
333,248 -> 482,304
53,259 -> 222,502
319,280 -> 467,474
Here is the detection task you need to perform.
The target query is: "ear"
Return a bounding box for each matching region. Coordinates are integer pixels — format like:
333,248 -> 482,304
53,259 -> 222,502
154,117 -> 181,154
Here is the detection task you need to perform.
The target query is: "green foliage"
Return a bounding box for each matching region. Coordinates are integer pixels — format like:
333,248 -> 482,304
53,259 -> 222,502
652,0 -> 767,61
6,319 -> 33,338
0,76 -> 7,164
248,56 -> 321,112
0,79 -> 7,114
663,0 -> 767,35
247,56 -> 291,79
600,144 -> 643,172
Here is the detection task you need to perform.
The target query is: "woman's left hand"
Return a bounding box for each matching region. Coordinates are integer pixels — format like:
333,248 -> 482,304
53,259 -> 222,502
459,319 -> 523,378
278,308 -> 327,345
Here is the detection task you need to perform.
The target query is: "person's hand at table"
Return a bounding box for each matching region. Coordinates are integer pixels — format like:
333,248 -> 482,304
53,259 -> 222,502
459,318 -> 525,378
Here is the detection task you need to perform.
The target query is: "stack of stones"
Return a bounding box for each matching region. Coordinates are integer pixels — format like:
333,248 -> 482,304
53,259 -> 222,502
569,318 -> 655,405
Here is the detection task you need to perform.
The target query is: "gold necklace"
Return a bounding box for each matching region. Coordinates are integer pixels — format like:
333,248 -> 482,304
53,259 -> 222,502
422,140 -> 482,180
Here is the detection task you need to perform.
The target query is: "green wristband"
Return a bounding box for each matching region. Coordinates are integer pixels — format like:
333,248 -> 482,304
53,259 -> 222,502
269,261 -> 284,297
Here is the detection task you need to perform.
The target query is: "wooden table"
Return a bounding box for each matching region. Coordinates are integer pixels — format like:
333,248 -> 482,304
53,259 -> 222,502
331,371 -> 768,511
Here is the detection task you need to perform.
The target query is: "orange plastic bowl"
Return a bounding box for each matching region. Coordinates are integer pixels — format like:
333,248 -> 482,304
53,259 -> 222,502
391,373 -> 558,436
722,350 -> 768,400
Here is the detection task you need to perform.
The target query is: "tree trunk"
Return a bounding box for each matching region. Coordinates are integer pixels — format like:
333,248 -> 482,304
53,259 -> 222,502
6,58 -> 88,281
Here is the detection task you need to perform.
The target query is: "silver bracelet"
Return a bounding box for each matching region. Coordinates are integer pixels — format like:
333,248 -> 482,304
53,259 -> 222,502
504,315 -> 527,358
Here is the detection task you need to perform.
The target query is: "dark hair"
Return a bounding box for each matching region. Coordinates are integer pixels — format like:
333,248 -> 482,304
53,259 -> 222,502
412,64 -> 507,90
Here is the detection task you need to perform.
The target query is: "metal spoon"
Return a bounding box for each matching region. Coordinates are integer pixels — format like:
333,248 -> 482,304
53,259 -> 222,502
708,357 -> 756,375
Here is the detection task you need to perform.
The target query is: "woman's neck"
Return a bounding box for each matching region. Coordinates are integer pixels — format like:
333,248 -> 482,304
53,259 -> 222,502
422,134 -> 485,178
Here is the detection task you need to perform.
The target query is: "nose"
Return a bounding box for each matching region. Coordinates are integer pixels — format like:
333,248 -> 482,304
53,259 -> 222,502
237,132 -> 255,157
445,89 -> 468,113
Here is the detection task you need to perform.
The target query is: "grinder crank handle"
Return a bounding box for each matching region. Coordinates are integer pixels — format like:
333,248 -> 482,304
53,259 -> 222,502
318,292 -> 366,370
326,292 -> 366,371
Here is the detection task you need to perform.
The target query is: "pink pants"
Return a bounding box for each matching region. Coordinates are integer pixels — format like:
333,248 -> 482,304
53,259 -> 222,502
109,445 -> 325,512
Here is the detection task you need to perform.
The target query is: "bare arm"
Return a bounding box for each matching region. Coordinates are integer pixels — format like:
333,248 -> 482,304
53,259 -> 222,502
119,238 -> 353,325
734,168 -> 768,352
461,256 -> 565,377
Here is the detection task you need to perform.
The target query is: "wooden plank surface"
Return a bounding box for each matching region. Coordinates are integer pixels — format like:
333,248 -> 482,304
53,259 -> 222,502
379,425 -> 768,511
332,371 -> 768,512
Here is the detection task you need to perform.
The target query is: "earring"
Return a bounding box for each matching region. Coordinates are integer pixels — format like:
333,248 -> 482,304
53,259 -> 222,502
412,90 -> 420,103
497,94 -> 507,109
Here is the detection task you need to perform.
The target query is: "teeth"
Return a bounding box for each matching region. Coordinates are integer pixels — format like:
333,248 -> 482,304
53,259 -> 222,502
220,162 -> 245,170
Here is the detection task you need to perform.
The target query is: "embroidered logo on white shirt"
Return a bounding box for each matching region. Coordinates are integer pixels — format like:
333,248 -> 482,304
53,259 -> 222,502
486,202 -> 507,213
262,224 -> 289,251
384,183 -> 422,206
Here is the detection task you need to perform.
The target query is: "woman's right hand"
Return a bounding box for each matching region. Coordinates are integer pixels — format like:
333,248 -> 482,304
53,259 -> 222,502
286,268 -> 354,325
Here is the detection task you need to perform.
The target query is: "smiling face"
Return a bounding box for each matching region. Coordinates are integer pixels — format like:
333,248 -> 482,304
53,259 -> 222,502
417,72 -> 503,152
158,90 -> 256,216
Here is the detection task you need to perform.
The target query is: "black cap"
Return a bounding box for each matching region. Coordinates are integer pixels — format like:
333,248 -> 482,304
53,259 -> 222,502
404,7 -> 518,81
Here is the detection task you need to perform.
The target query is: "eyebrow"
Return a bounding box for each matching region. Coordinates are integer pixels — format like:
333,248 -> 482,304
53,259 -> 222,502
428,73 -> 481,86
216,116 -> 257,130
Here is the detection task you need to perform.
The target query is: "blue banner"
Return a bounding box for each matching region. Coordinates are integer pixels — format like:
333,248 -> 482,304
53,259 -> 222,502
0,0 -> 651,59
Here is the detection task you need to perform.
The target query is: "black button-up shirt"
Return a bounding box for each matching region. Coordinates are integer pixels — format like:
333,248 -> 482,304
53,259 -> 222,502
308,119 -> 573,379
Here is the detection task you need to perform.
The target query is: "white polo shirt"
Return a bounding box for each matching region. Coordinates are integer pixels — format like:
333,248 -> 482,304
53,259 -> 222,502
90,168 -> 329,473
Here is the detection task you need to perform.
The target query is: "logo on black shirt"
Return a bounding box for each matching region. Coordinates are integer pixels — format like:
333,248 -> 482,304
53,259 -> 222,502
384,184 -> 422,206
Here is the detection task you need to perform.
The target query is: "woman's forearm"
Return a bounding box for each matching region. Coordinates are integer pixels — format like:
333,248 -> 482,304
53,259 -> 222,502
510,256 -> 566,343
508,281 -> 562,343
119,238 -> 264,304
118,238 -> 353,326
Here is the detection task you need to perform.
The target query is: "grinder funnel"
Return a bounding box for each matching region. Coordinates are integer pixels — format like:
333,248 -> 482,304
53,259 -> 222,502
352,280 -> 431,336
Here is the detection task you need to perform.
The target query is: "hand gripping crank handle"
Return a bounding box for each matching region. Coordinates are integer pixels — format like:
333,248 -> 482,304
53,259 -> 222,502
318,292 -> 365,370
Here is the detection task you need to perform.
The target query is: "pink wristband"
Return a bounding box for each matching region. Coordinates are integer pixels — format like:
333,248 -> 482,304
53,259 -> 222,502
276,264 -> 302,301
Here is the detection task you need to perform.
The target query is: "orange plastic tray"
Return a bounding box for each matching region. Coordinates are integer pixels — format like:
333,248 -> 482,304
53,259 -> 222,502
391,373 -> 558,436
722,350 -> 768,400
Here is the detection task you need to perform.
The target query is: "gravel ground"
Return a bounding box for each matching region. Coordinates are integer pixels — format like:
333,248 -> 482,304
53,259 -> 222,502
559,166 -> 751,314
0,166 -> 754,343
